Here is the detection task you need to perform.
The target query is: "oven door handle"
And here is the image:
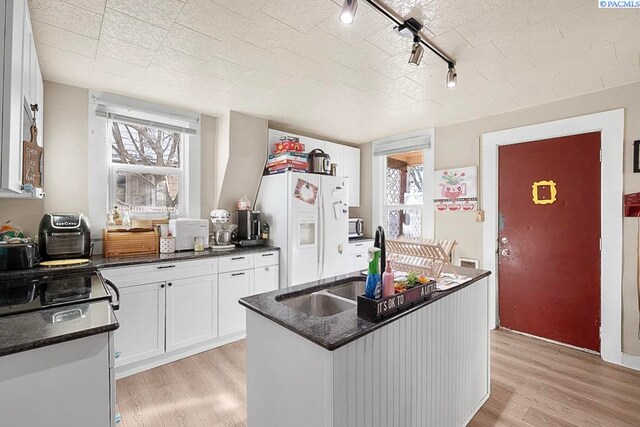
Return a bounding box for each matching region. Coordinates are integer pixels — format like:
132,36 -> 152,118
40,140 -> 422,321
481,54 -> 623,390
357,220 -> 363,236
104,279 -> 120,311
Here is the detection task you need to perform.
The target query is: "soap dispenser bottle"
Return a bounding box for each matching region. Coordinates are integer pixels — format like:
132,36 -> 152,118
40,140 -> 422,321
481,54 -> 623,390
382,261 -> 394,298
365,247 -> 381,299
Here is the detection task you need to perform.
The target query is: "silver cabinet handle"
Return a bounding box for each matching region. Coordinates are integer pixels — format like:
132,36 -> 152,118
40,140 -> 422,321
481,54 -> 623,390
114,351 -> 121,359
231,257 -> 245,261
231,272 -> 245,277
157,265 -> 176,270
262,253 -> 274,257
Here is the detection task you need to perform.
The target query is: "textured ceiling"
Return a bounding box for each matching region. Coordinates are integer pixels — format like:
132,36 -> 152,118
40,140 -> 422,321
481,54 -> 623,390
29,0 -> 640,143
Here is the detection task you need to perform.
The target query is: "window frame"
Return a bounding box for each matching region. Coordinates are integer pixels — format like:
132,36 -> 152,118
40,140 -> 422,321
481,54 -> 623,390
88,91 -> 201,251
372,129 -> 435,240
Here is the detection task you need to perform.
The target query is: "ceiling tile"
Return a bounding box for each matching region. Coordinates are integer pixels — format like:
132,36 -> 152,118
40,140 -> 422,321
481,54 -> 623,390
523,0 -> 588,24
371,53 -> 418,80
201,57 -> 253,82
304,57 -> 357,84
366,26 -> 414,57
101,8 -> 167,49
213,37 -> 275,70
228,81 -> 273,109
493,20 -> 562,58
555,44 -> 617,77
154,46 -> 207,75
378,76 -> 422,96
456,1 -> 530,47
554,2 -> 632,40
236,11 -> 303,51
341,69 -> 390,91
430,29 -> 473,58
38,45 -> 95,72
97,34 -> 155,67
244,67 -> 295,89
587,13 -> 640,48
266,50 -> 320,76
94,54 -> 146,79
162,25 -> 225,61
242,87 -> 306,116
288,29 -> 350,62
212,0 -> 267,18
261,0 -> 339,33
32,20 -> 98,57
105,0 -> 184,30
176,0 -> 248,43
61,0 -> 106,14
416,0 -> 492,36
317,7 -> 389,46
330,40 -> 390,72
29,0 -> 103,38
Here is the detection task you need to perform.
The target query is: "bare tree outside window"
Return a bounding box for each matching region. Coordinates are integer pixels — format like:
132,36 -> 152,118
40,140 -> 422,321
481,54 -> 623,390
110,121 -> 183,214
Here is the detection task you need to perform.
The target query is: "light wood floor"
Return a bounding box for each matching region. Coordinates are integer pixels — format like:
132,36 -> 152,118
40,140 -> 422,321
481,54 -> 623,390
116,329 -> 640,427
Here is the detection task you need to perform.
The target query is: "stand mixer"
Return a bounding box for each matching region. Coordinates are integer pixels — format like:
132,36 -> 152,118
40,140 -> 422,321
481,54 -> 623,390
210,209 -> 235,251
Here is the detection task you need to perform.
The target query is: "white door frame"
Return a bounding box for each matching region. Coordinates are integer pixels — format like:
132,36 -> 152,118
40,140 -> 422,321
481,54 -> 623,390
481,109 -> 624,365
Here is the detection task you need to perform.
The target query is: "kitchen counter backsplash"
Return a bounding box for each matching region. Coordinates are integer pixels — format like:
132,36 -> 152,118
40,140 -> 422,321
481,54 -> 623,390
0,245 -> 279,281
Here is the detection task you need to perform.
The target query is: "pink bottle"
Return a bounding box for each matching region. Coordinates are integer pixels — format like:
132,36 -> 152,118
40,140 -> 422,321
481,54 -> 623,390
382,261 -> 394,298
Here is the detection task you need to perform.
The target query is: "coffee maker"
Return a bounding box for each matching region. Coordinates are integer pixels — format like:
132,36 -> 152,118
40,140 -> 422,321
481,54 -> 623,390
235,210 -> 266,247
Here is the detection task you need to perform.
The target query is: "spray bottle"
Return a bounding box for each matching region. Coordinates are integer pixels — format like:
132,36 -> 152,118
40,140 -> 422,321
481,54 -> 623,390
365,247 -> 382,299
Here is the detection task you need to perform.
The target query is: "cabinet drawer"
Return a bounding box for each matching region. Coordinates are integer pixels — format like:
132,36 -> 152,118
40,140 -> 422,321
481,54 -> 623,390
347,240 -> 374,255
219,254 -> 254,273
100,259 -> 218,288
254,251 -> 278,268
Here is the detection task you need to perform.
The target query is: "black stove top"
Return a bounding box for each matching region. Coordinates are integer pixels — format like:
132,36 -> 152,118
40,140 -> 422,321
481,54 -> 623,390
0,272 -> 111,318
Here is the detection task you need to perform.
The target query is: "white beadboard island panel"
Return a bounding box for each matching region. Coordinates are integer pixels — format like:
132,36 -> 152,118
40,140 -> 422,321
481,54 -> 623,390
246,277 -> 490,427
332,278 -> 489,427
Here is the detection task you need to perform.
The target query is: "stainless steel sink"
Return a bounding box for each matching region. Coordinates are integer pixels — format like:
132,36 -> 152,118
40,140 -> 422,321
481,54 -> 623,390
325,281 -> 365,301
280,292 -> 356,317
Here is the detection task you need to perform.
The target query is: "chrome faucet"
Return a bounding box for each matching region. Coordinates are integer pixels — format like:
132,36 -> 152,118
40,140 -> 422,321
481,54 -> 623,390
374,226 -> 386,272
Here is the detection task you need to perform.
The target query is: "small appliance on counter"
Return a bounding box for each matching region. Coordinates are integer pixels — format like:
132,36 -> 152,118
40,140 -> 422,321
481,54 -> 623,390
38,213 -> 92,261
348,217 -> 364,238
308,149 -> 331,175
235,210 -> 265,247
168,218 -> 210,251
0,242 -> 39,270
210,209 -> 235,251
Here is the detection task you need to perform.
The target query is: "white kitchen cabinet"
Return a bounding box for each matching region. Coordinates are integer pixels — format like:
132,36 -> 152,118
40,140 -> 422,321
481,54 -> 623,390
347,239 -> 374,273
114,282 -> 166,367
0,333 -> 114,427
166,275 -> 218,352
323,141 -> 344,177
219,269 -> 254,336
343,145 -> 360,206
0,0 -> 44,197
254,265 -> 279,294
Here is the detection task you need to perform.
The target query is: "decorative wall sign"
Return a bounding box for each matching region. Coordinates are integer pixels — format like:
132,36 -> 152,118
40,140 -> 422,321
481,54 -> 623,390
532,180 -> 557,205
433,166 -> 478,211
294,178 -> 318,205
22,126 -> 43,188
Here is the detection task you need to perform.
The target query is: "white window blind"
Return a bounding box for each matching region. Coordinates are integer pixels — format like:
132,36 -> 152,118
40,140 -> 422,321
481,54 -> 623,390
373,134 -> 431,157
95,104 -> 198,135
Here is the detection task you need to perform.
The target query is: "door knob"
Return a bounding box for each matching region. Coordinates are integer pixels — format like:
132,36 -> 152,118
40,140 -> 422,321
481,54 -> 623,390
500,249 -> 510,256
338,244 -> 343,254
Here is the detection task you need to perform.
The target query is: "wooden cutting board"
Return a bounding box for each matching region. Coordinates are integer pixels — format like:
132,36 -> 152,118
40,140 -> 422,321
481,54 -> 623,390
22,125 -> 43,188
40,259 -> 90,268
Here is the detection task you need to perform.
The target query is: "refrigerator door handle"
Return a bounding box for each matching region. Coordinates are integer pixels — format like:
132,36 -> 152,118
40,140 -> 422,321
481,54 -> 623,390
318,181 -> 323,280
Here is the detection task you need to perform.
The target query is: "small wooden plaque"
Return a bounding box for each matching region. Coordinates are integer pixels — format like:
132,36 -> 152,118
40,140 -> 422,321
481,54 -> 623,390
22,126 -> 43,187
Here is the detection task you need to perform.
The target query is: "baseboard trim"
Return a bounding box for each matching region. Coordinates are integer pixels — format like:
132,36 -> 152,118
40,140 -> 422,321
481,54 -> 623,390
115,332 -> 245,379
622,352 -> 640,372
500,327 -> 600,355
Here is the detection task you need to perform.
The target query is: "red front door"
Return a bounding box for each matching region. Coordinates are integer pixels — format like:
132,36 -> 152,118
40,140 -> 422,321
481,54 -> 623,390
498,132 -> 601,352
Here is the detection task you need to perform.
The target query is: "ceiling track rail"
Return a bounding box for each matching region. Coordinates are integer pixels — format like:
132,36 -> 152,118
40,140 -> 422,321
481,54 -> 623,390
362,0 -> 456,68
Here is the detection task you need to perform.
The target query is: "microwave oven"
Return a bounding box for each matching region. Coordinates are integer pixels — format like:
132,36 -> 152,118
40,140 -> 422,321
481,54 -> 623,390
348,218 -> 364,238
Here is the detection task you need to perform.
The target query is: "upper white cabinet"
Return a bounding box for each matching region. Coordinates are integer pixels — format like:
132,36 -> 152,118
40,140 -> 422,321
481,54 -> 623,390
268,129 -> 360,206
1,0 -> 44,197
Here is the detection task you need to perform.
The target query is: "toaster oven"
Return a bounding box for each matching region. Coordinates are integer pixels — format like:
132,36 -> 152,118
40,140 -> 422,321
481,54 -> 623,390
348,218 -> 364,238
38,213 -> 92,260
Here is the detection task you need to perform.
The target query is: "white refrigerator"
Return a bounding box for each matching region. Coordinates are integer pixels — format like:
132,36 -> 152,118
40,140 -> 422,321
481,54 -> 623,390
256,172 -> 349,288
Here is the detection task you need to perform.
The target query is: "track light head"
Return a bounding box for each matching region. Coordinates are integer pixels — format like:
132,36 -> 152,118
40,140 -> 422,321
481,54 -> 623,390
446,65 -> 457,88
339,0 -> 358,25
408,39 -> 424,66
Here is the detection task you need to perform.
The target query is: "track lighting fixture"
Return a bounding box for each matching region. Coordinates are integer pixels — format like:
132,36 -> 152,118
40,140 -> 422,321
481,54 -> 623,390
339,0 -> 358,25
446,66 -> 457,88
338,0 -> 457,88
408,37 -> 424,66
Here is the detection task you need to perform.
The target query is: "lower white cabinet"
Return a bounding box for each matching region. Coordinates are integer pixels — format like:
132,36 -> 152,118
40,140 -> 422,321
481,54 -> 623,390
166,275 -> 218,352
219,269 -> 254,337
0,333 -> 113,427
114,282 -> 165,367
254,265 -> 279,294
347,240 -> 374,273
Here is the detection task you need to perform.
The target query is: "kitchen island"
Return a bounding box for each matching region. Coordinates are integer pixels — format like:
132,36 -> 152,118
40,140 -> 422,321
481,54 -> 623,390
240,267 -> 491,427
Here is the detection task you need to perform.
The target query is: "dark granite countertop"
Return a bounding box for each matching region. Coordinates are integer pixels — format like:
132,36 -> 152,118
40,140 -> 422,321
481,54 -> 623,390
0,300 -> 119,357
240,267 -> 491,351
0,245 -> 280,281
